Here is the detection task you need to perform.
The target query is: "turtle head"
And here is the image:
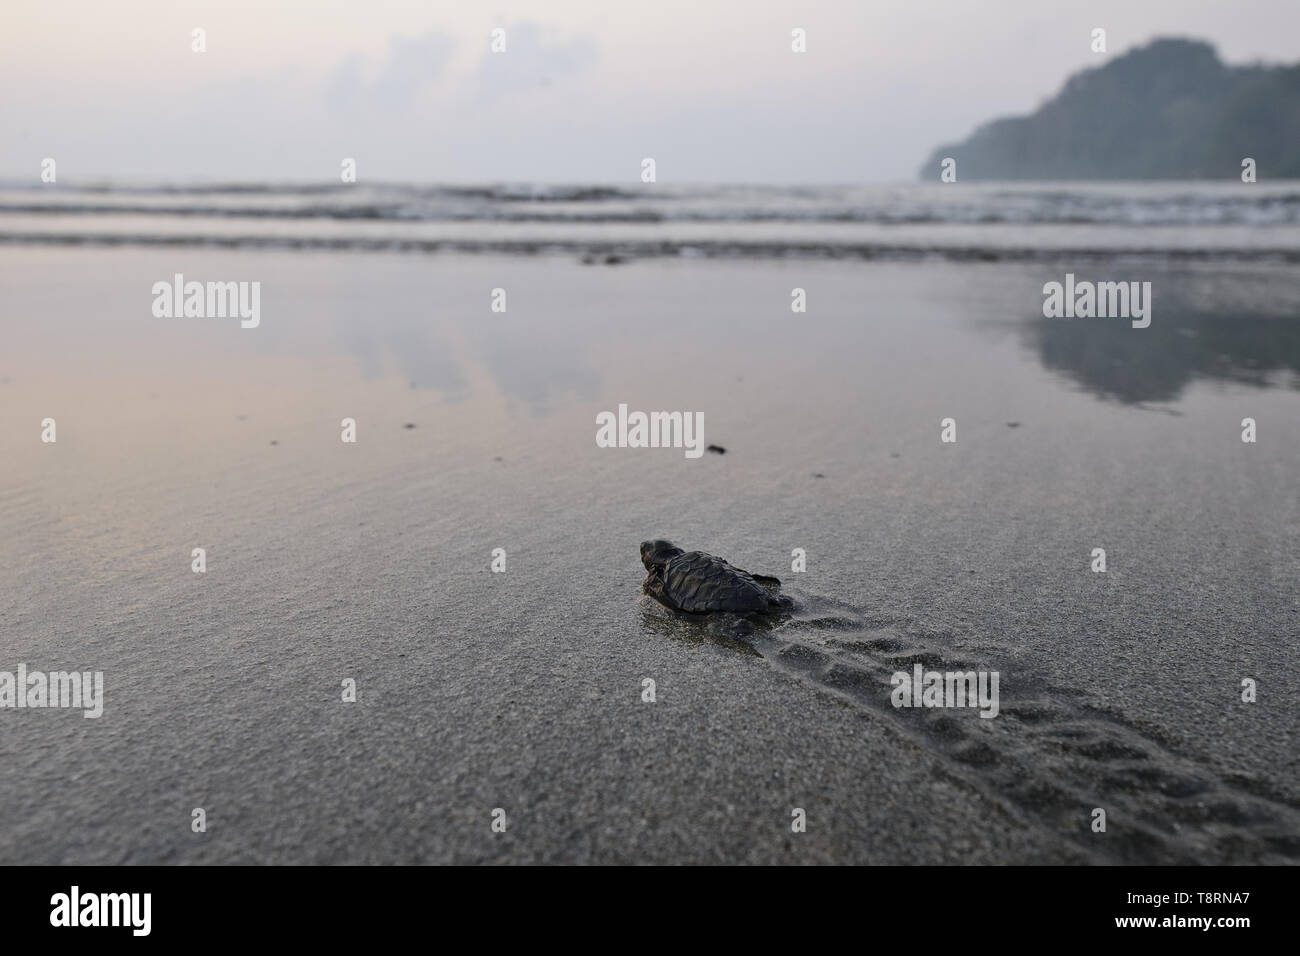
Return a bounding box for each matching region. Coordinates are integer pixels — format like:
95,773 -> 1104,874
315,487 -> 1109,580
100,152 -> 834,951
640,539 -> 684,573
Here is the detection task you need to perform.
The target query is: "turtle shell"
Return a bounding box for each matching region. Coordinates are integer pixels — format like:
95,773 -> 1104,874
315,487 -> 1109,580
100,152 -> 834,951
660,551 -> 774,613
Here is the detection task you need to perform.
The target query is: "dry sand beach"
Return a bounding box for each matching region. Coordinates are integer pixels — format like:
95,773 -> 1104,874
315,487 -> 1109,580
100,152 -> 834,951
1,224 -> 1298,863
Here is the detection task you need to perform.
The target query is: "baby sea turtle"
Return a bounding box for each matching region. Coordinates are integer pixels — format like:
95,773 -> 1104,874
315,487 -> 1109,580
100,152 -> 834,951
640,540 -> 791,614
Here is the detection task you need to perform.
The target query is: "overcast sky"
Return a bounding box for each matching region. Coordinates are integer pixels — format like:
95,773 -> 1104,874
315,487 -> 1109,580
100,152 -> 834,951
1,0 -> 1295,184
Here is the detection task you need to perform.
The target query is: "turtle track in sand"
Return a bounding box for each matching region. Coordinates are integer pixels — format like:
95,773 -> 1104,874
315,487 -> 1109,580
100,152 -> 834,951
684,589 -> 1300,864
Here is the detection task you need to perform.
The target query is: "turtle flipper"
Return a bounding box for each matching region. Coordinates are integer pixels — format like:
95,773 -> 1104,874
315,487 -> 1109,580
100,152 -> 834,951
643,573 -> 678,611
746,572 -> 790,610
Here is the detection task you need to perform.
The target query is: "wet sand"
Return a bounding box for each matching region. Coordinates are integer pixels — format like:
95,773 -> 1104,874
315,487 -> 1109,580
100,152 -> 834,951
1,246 -> 1298,863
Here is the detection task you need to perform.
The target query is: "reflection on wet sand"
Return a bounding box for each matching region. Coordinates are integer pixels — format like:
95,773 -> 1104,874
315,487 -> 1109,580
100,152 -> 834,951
1025,269 -> 1300,404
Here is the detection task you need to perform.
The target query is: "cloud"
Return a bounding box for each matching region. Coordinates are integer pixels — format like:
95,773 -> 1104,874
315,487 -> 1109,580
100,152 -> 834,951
476,22 -> 596,101
327,30 -> 458,113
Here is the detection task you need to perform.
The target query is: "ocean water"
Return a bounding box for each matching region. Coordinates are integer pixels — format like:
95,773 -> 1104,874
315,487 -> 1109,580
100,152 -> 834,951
3,180 -> 1300,260
1,184 -> 1298,863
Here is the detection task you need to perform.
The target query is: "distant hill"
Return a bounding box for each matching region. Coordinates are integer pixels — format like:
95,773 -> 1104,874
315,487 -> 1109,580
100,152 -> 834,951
920,38 -> 1300,180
